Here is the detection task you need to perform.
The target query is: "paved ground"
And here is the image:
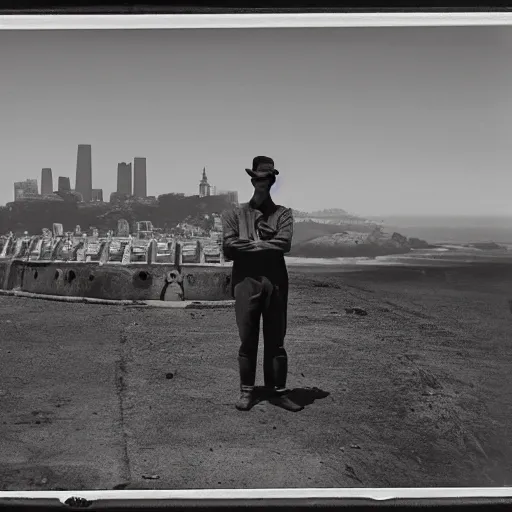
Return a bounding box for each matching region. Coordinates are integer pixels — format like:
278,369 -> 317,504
1,266 -> 511,490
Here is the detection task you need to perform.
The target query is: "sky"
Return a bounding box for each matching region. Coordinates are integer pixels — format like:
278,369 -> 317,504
1,26 -> 512,217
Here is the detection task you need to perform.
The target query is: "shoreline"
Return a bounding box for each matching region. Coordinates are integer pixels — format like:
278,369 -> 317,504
285,247 -> 512,270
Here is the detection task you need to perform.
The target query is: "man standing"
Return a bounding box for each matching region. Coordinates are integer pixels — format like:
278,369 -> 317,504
221,156 -> 303,412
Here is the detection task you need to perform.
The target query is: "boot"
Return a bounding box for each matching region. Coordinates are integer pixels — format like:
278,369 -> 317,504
235,390 -> 254,411
269,390 -> 304,412
268,356 -> 304,412
236,356 -> 256,411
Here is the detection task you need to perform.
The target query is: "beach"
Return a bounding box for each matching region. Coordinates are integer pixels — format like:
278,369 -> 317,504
0,259 -> 511,489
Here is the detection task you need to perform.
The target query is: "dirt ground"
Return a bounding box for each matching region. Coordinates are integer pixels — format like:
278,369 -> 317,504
0,264 -> 511,490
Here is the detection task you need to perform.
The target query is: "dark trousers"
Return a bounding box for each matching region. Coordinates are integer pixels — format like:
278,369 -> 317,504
234,276 -> 288,393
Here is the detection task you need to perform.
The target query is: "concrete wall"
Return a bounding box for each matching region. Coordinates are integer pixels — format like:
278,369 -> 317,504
0,261 -> 10,290
181,265 -> 232,301
0,260 -> 232,301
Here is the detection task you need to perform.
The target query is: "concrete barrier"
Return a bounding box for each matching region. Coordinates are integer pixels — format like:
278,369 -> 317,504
0,233 -> 231,302
0,259 -> 233,302
180,264 -> 232,301
0,260 -> 10,290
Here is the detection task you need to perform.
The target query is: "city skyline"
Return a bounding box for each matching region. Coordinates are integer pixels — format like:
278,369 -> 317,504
10,144 -> 238,206
1,27 -> 512,216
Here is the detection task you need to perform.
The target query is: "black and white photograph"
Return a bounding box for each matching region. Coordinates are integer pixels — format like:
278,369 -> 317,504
0,21 -> 512,492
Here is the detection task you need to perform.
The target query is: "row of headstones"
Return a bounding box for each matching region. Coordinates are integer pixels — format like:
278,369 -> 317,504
0,232 -> 225,265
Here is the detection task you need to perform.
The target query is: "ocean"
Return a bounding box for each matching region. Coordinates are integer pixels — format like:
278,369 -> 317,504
286,215 -> 512,268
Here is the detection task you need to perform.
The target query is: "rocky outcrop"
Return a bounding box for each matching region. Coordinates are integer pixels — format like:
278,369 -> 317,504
409,237 -> 431,249
289,227 -> 431,258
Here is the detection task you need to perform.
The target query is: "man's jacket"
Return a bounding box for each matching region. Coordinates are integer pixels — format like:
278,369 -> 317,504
221,199 -> 293,295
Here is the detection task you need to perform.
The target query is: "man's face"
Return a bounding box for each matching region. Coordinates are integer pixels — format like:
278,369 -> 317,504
251,176 -> 273,194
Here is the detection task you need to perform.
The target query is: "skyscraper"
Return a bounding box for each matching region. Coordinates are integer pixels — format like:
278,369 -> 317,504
58,176 -> 71,192
41,168 -> 53,195
75,144 -> 92,202
117,162 -> 132,195
133,157 -> 147,198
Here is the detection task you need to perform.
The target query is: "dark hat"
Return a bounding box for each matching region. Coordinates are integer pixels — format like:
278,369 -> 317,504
245,156 -> 279,179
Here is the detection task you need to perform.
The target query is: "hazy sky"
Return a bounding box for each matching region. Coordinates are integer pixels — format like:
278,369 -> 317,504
1,27 -> 512,216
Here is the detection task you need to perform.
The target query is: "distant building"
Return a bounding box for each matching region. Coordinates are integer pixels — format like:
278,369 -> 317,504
41,168 -> 53,196
91,188 -> 104,202
217,190 -> 239,205
117,162 -> 132,196
199,168 -> 211,197
75,144 -> 92,202
210,185 -> 217,196
133,157 -> 147,198
14,179 -> 39,201
110,191 -> 131,204
58,176 -> 71,192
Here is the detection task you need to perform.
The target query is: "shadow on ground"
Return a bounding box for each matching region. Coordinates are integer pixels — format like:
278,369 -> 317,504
250,386 -> 330,409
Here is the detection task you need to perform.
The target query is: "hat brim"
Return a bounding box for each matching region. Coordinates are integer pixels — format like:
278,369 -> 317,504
245,168 -> 279,178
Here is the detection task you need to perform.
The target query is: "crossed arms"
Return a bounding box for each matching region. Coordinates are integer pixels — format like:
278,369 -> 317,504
221,207 -> 294,260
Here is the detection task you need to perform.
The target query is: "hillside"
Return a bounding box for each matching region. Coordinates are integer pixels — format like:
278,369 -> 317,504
0,193 -> 233,235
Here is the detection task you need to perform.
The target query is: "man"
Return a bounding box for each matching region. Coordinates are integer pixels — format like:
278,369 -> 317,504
221,156 -> 303,412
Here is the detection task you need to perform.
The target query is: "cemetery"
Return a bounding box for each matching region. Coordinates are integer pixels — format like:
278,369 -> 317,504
0,219 -> 232,302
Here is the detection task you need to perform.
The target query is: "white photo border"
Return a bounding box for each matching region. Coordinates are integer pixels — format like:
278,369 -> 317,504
0,9 -> 511,503
1,12 -> 512,30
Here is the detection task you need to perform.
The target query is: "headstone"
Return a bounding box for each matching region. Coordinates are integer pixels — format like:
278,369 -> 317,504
85,239 -> 102,261
99,241 -> 110,264
91,227 -> 99,238
130,239 -> 150,262
50,239 -> 65,260
174,242 -> 183,266
39,229 -> 53,260
203,240 -> 221,263
181,241 -> 199,263
117,219 -> 130,237
13,238 -> 24,258
108,239 -> 130,262
53,223 -> 64,237
197,240 -> 206,264
75,225 -> 81,235
27,236 -> 41,260
60,236 -> 76,261
76,236 -> 88,262
137,221 -> 153,232
0,235 -> 13,258
147,240 -> 158,264
155,240 -> 174,263
121,238 -> 133,264
30,238 -> 43,260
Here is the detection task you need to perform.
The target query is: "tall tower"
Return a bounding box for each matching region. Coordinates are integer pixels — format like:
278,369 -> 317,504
133,157 -> 147,198
75,144 -> 92,202
199,167 -> 211,197
58,176 -> 71,192
117,162 -> 132,195
41,168 -> 53,195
